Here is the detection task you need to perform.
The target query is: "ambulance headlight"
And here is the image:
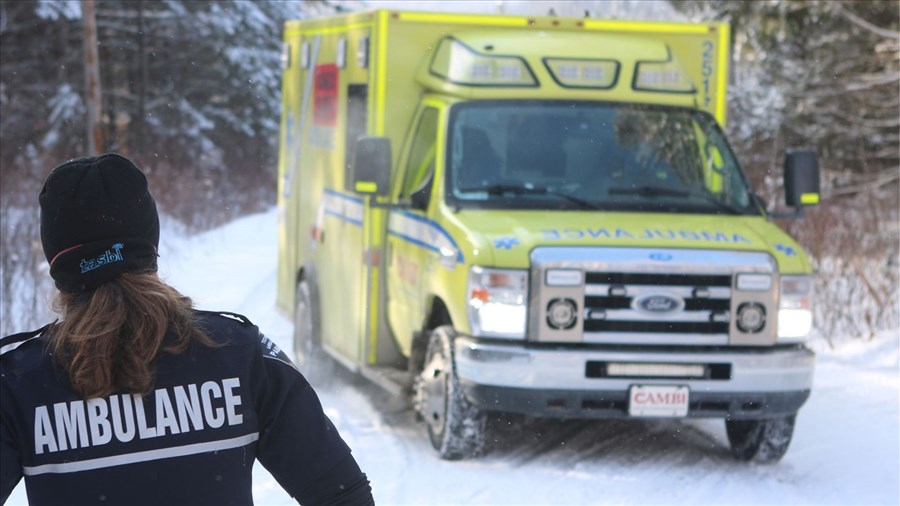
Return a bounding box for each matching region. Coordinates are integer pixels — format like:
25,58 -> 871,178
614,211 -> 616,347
468,267 -> 528,339
777,275 -> 813,342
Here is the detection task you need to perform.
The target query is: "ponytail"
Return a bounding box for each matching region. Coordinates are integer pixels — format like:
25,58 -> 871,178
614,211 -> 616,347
50,271 -> 217,399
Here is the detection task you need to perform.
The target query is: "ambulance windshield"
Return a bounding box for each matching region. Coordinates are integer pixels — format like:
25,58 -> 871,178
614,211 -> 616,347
446,102 -> 759,215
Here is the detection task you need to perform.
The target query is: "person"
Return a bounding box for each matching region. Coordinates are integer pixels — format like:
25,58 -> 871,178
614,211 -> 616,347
0,154 -> 374,506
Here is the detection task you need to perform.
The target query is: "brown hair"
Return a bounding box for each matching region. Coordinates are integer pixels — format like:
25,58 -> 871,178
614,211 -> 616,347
50,271 -> 218,399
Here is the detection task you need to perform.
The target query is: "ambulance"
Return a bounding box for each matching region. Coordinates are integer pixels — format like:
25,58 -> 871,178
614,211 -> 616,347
275,9 -> 820,461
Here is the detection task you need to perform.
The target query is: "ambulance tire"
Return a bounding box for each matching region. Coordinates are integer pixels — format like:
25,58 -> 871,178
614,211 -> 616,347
416,326 -> 486,460
293,280 -> 332,387
726,414 -> 796,463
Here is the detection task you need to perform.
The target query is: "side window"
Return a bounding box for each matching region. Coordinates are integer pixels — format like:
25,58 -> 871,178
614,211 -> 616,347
692,119 -> 723,194
401,107 -> 439,200
695,118 -> 749,206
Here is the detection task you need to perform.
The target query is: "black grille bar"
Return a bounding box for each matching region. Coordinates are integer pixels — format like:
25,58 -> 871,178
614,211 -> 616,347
584,296 -> 730,311
585,272 -> 732,287
583,296 -> 632,309
684,299 -> 731,311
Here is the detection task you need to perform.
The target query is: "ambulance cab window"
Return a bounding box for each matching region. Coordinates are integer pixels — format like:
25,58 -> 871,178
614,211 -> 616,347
401,107 -> 439,204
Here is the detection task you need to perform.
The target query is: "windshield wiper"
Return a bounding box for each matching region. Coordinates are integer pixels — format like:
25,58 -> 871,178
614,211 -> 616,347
608,185 -> 691,198
687,192 -> 746,215
471,183 -> 601,210
608,185 -> 746,215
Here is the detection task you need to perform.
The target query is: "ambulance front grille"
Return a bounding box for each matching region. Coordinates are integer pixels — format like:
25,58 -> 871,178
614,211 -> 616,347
581,271 -> 732,344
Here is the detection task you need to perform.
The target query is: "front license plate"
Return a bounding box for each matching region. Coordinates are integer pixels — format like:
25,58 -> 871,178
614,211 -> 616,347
628,385 -> 690,417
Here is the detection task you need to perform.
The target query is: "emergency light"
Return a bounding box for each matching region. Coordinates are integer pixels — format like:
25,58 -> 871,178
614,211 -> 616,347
633,51 -> 695,93
430,37 -> 537,87
543,58 -> 619,89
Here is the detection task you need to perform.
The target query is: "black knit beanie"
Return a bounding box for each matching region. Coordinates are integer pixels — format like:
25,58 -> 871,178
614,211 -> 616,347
39,153 -> 160,293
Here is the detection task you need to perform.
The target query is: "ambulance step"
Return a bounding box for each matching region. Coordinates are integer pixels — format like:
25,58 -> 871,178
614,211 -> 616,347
360,365 -> 411,396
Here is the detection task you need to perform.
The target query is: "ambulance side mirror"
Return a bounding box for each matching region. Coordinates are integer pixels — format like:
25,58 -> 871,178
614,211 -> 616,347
351,136 -> 391,197
784,150 -> 820,208
772,149 -> 821,220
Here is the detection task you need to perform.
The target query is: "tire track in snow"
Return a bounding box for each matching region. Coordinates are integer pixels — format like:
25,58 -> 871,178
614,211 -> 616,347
485,415 -> 730,471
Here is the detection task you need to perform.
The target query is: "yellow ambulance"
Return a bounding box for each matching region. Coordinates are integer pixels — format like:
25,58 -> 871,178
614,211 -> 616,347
275,9 -> 821,461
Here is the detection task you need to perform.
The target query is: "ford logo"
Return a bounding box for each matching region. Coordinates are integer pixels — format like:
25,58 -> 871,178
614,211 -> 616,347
635,294 -> 684,313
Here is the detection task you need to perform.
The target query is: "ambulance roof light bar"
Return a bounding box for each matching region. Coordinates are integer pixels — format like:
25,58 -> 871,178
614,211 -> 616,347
543,58 -> 620,89
633,47 -> 695,94
429,37 -> 538,87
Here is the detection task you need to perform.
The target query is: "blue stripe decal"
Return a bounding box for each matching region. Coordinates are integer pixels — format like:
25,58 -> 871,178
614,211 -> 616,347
323,187 -> 365,204
324,210 -> 363,227
322,188 -> 364,227
387,210 -> 465,263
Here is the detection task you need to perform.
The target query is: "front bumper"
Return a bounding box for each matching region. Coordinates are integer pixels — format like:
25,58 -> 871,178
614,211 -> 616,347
454,337 -> 815,419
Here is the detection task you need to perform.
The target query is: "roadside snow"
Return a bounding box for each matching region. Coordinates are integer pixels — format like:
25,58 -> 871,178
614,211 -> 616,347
6,208 -> 899,505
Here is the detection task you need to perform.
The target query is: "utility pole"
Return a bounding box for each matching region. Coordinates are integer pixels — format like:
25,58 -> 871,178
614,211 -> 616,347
82,0 -> 104,154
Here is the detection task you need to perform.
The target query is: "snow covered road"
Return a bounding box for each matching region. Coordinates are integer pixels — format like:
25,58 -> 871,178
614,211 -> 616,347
6,209 -> 898,505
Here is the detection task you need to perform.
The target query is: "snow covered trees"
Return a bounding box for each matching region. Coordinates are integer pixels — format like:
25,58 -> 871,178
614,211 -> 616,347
676,0 -> 898,194
0,0 -> 334,335
675,0 -> 899,343
0,0 -> 335,223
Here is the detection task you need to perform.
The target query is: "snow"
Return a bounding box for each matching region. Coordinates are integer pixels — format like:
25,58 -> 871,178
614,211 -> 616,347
6,208 -> 899,505
34,0 -> 82,21
40,84 -> 84,151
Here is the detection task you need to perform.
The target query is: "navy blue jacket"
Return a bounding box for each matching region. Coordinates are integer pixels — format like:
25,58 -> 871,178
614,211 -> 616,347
0,311 -> 373,505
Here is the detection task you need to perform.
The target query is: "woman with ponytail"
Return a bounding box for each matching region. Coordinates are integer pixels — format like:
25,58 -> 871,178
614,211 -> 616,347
0,154 -> 373,506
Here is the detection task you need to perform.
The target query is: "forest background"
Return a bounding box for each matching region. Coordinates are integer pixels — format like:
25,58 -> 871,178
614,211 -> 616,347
1,0 -> 897,344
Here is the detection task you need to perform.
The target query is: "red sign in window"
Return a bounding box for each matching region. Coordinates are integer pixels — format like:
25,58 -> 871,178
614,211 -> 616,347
313,64 -> 339,127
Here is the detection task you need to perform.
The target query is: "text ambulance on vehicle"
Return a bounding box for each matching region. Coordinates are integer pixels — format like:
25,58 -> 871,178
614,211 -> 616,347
275,10 -> 821,462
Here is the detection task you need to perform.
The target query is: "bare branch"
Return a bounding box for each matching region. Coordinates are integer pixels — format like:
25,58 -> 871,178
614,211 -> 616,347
836,2 -> 900,40
829,170 -> 900,197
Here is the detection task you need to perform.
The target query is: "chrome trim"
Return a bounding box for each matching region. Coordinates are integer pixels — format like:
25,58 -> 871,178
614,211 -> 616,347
455,337 -> 814,393
585,284 -> 732,299
598,309 -> 725,323
582,331 -> 729,346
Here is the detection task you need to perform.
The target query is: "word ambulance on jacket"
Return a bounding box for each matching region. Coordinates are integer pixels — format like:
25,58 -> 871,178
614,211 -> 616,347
33,377 -> 244,455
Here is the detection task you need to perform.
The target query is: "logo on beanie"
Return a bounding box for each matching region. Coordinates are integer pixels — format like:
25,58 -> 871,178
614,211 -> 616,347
80,243 -> 125,273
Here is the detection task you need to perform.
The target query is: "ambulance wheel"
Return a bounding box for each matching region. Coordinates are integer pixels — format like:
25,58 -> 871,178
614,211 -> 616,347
414,326 -> 486,460
726,414 -> 796,463
293,280 -> 331,386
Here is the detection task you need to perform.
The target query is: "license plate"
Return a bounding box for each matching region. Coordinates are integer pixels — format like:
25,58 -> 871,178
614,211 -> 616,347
628,385 -> 690,417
